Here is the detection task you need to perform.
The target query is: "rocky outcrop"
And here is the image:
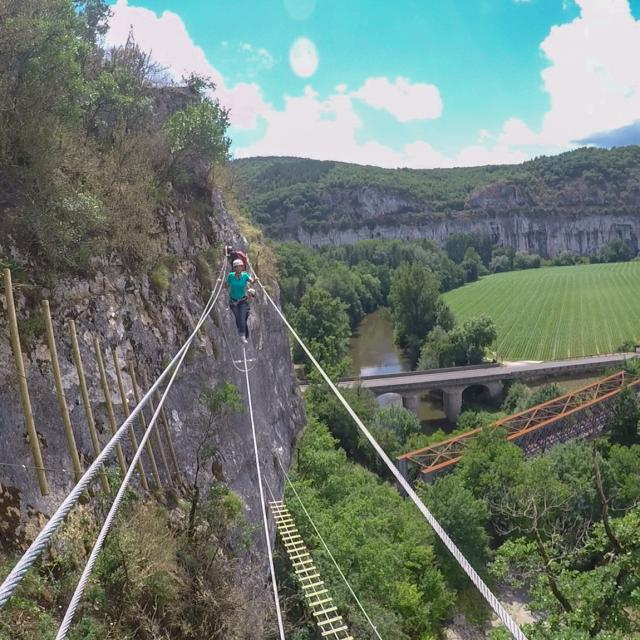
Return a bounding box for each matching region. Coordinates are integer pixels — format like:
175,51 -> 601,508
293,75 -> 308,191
0,197 -> 305,554
236,152 -> 640,256
298,209 -> 640,257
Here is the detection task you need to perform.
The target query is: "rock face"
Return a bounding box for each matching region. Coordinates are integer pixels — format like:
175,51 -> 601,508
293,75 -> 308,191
298,208 -> 640,257
0,198 -> 305,554
235,150 -> 640,255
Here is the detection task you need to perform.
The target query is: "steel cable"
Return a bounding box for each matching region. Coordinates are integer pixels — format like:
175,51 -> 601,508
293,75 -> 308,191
0,260 -> 226,610
53,270 -> 226,639
275,454 -> 383,639
255,278 -> 529,640
241,345 -> 287,640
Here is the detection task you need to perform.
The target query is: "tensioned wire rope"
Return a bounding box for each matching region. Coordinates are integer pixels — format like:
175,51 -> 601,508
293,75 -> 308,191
254,276 -> 529,640
0,258 -> 227,610
54,269 -> 228,639
240,343 -> 287,640
274,454 -> 383,640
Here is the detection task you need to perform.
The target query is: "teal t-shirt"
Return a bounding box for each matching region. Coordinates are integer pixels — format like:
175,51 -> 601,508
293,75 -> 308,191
227,271 -> 251,300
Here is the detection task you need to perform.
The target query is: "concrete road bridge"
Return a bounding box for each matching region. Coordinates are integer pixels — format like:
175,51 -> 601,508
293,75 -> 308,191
337,353 -> 638,422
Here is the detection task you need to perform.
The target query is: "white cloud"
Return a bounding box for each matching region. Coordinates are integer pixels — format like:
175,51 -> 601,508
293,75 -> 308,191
289,37 -> 319,78
476,0 -> 640,162
455,144 -> 529,167
498,117 -> 539,146
105,0 -> 269,129
235,87 -> 498,169
536,0 -> 640,145
335,83 -> 348,93
352,76 -> 443,122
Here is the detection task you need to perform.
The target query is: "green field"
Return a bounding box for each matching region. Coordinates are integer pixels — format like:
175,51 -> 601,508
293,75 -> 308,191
442,262 -> 640,361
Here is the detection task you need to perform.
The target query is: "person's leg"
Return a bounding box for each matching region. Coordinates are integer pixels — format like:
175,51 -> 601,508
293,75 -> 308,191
230,300 -> 242,334
236,300 -> 247,337
243,303 -> 250,339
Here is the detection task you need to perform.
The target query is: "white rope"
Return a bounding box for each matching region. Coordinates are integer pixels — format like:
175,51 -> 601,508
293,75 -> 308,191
256,279 -> 528,640
53,271 -> 226,639
242,344 -> 287,640
0,260 -> 226,611
275,454 -> 383,640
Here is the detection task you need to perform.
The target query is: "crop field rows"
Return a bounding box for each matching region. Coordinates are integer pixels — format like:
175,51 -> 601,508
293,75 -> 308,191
443,262 -> 640,361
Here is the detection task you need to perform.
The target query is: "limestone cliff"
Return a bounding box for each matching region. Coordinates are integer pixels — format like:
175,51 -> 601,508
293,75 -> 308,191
0,196 -> 305,552
233,150 -> 640,256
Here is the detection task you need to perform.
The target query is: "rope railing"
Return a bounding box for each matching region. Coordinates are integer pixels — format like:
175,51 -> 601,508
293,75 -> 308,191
256,278 -> 529,640
275,454 -> 383,640
241,345 -> 287,640
0,259 -> 227,611
53,270 -> 227,638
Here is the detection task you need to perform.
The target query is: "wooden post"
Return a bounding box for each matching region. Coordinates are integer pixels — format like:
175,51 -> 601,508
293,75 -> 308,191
128,362 -> 162,490
157,395 -> 181,483
111,347 -> 149,491
94,338 -> 127,476
43,301 -> 83,483
3,269 -> 49,495
68,320 -> 110,494
142,369 -> 173,486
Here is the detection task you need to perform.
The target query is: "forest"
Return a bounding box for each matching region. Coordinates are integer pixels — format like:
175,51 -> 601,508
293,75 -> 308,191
233,148 -> 640,237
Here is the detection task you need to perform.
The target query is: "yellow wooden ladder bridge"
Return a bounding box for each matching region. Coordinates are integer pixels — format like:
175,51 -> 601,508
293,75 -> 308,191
269,500 -> 353,640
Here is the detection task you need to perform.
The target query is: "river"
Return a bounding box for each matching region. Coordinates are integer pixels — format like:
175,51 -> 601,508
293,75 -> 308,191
348,310 -> 603,434
349,310 -> 451,431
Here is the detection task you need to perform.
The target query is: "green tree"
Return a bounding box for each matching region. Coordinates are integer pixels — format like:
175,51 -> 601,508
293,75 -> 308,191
457,427 -> 525,510
610,385 -> 639,445
528,383 -> 562,407
599,237 -> 632,263
373,404 -> 422,443
165,98 -> 231,187
291,418 -> 453,639
418,474 -> 492,589
305,384 -> 378,461
389,262 -> 447,363
316,262 -> 366,328
418,326 -> 453,369
501,381 -> 532,414
293,287 -> 351,378
448,315 -> 497,365
461,247 -> 482,282
73,0 -> 111,44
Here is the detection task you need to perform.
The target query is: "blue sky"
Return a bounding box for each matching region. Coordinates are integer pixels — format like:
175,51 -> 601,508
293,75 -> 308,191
106,0 -> 640,167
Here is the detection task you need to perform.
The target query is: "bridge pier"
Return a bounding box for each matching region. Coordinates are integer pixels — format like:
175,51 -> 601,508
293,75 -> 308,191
443,386 -> 464,423
485,380 -> 504,401
402,393 -> 421,414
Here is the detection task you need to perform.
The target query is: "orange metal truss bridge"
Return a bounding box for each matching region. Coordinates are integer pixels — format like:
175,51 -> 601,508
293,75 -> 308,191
397,370 -> 640,477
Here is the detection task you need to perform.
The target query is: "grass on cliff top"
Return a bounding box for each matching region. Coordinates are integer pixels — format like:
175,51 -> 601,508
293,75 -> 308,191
443,261 -> 640,361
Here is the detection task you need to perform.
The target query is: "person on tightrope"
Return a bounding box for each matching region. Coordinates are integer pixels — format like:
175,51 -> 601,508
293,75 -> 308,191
226,257 -> 255,343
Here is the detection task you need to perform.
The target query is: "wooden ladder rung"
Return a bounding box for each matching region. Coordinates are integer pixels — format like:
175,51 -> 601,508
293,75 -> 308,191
317,615 -> 343,626
301,579 -> 324,590
321,625 -> 348,636
297,573 -> 321,582
313,606 -> 337,617
293,558 -> 314,567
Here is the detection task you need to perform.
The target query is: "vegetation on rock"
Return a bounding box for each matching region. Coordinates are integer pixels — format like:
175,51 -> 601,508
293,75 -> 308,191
233,148 -> 640,238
